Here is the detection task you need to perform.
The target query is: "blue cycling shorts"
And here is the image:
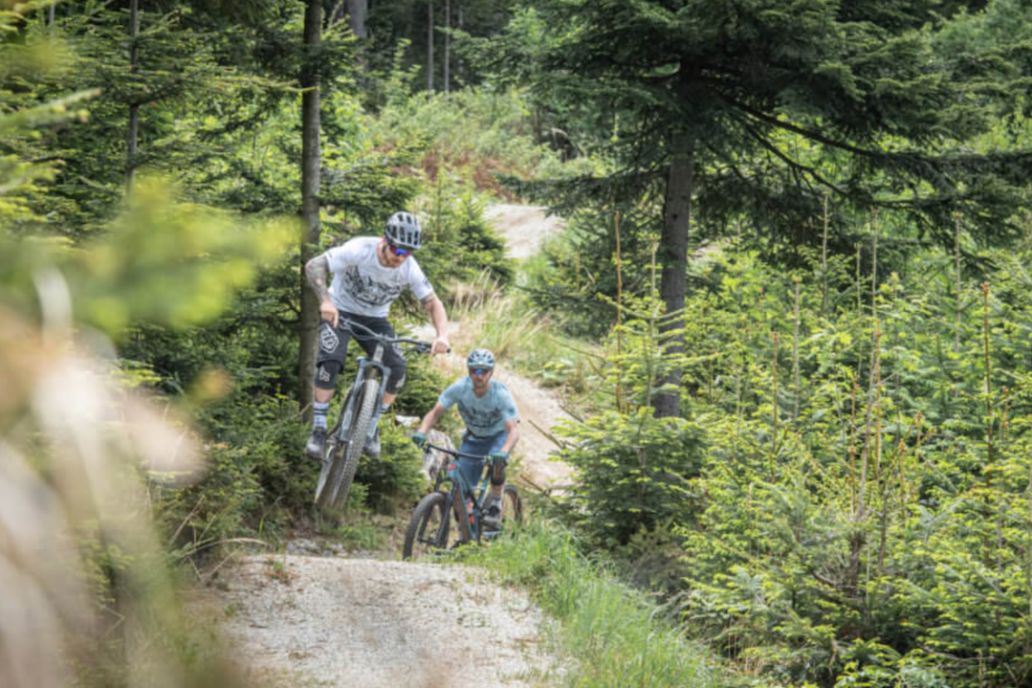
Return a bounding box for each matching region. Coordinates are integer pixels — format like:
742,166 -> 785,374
457,431 -> 507,490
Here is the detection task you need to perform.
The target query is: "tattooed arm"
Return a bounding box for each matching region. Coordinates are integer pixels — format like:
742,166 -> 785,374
305,253 -> 339,328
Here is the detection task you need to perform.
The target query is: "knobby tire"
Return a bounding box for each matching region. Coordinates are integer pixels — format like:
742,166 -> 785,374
330,377 -> 379,510
313,434 -> 343,508
502,484 -> 523,528
402,491 -> 456,559
313,390 -> 352,508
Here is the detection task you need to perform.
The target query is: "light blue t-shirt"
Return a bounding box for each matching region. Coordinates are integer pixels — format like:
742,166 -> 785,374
439,377 -> 518,438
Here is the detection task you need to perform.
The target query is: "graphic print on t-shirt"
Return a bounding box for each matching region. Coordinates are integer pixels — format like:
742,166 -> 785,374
341,264 -> 406,309
326,237 -> 434,318
456,401 -> 504,434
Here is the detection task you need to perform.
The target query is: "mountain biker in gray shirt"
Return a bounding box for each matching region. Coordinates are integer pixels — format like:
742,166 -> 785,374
304,212 -> 450,460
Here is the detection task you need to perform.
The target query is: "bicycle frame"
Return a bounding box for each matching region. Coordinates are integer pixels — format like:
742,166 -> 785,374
314,319 -> 431,509
328,320 -> 429,455
329,347 -> 391,454
402,442 -> 521,558
429,445 -> 501,543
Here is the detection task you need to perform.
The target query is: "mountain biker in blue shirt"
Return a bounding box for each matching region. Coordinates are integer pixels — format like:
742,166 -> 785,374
304,211 -> 450,461
412,349 -> 519,529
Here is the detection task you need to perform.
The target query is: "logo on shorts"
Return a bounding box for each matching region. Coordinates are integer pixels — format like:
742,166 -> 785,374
318,367 -> 332,382
320,325 -> 340,352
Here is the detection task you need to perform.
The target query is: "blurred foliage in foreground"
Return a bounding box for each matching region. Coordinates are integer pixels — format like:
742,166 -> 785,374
1,3 -> 298,684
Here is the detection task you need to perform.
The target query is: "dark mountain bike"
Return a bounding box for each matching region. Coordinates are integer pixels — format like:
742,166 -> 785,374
313,320 -> 432,510
402,442 -> 523,560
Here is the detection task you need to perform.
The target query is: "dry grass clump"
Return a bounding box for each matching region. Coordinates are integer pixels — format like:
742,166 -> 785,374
445,272 -> 552,362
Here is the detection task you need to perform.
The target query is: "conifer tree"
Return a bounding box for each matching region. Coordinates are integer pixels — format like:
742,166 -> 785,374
487,0 -> 1032,417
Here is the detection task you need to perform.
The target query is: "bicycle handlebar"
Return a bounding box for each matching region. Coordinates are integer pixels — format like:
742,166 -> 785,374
338,317 -> 444,354
423,442 -> 490,461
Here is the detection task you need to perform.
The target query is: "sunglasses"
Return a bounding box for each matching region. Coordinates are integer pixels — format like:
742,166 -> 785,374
385,241 -> 410,258
469,368 -> 490,376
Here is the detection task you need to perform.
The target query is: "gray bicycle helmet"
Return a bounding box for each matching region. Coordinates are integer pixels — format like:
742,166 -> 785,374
384,211 -> 422,250
467,348 -> 496,370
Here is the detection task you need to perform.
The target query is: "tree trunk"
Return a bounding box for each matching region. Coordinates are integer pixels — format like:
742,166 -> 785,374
443,0 -> 450,94
125,0 -> 139,194
653,132 -> 693,418
456,5 -> 463,85
346,0 -> 368,38
299,0 -> 322,421
427,1 -> 434,92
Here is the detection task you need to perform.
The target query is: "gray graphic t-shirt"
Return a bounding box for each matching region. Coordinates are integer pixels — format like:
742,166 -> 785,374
439,377 -> 519,438
326,236 -> 434,317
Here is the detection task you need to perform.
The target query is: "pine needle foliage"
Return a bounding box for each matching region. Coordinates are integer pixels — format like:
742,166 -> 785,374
554,238 -> 1032,686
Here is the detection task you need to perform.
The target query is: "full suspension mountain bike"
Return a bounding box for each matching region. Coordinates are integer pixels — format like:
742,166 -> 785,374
402,442 -> 523,560
313,320 -> 432,510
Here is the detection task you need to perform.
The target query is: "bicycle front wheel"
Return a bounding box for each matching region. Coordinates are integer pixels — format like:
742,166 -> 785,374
401,491 -> 461,560
330,377 -> 379,510
313,433 -> 343,508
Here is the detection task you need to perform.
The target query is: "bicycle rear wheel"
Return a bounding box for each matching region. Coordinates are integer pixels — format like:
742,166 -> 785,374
330,377 -> 379,510
401,491 -> 461,560
500,484 -> 523,530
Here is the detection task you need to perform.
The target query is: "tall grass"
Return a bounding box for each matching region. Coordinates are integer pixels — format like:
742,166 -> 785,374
445,272 -> 599,399
460,521 -> 719,688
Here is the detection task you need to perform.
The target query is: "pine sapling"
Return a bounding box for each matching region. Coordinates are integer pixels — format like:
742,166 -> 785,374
771,330 -> 779,484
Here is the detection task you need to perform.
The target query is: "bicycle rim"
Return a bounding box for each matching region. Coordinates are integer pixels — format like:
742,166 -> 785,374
313,434 -> 343,508
330,377 -> 379,510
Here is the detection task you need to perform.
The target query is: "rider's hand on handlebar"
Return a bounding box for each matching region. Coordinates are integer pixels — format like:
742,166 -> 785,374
489,450 -> 509,465
319,300 -> 339,329
431,336 -> 450,355
411,431 -> 427,449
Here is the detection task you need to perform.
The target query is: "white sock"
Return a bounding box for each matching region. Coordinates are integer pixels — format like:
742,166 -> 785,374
313,401 -> 329,430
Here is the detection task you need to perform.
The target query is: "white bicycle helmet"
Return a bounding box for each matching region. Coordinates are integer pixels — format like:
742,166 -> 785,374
467,349 -> 496,370
384,211 -> 422,250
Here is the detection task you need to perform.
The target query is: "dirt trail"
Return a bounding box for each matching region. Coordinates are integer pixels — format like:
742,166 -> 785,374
207,205 -> 573,688
413,203 -> 573,492
207,557 -> 554,688
483,204 -> 564,261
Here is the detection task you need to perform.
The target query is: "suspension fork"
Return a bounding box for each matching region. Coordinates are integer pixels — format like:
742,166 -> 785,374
353,345 -> 392,437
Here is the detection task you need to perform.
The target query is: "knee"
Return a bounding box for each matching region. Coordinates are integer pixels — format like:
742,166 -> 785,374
490,460 -> 506,486
314,360 -> 342,390
385,358 -> 407,395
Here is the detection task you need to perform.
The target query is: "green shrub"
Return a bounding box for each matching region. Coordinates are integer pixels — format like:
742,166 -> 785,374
391,348 -> 449,418
555,408 -> 706,547
355,420 -> 425,512
155,393 -> 314,549
412,190 -> 515,297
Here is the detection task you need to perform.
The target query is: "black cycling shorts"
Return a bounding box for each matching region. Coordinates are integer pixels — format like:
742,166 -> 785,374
316,312 -> 407,395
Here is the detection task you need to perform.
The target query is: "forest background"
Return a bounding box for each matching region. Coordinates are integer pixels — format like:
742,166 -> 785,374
5,1 -> 1032,687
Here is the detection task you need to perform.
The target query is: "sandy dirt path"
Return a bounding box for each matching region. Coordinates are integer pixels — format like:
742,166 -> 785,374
483,204 -> 564,261
207,556 -> 554,688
